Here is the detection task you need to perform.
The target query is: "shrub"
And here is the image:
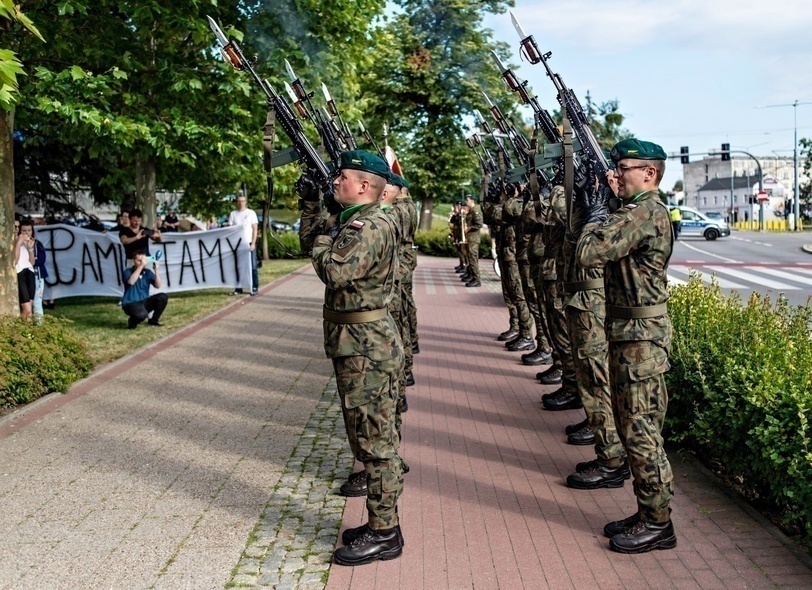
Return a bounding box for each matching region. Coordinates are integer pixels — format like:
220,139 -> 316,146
667,273 -> 812,535
0,316 -> 93,408
414,227 -> 491,258
261,230 -> 303,259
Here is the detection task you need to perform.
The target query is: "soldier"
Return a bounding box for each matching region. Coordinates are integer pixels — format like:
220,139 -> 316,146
296,150 -> 406,565
391,174 -> 418,387
450,202 -> 466,274
463,194 -> 483,287
576,139 -> 676,554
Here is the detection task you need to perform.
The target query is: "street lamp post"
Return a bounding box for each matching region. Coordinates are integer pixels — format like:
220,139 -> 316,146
757,100 -> 812,230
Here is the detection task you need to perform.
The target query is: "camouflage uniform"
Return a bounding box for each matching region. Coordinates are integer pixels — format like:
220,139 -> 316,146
394,196 -> 419,395
576,189 -> 674,524
308,201 -> 405,530
551,187 -> 623,466
483,200 -> 519,332
464,204 -> 483,282
493,200 -> 533,340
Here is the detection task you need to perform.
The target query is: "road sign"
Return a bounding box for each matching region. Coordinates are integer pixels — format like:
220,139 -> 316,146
757,190 -> 769,203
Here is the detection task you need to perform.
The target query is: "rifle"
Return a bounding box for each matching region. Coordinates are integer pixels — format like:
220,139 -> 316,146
481,92 -> 532,172
490,50 -> 561,145
509,11 -> 610,178
207,16 -> 333,192
284,60 -> 346,164
322,83 -> 358,149
474,107 -> 514,172
358,120 -> 389,166
466,132 -> 497,176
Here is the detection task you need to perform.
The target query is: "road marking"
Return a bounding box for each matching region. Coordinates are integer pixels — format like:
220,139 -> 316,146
667,275 -> 687,286
420,268 -> 436,295
705,265 -> 800,290
745,266 -> 812,286
437,269 -> 458,294
678,241 -> 740,263
670,265 -> 747,289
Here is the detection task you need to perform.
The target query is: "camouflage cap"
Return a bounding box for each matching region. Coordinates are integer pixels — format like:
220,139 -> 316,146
339,149 -> 390,179
610,139 -> 667,163
389,172 -> 411,189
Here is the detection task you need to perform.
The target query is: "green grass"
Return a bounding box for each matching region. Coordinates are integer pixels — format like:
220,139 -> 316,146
47,259 -> 307,365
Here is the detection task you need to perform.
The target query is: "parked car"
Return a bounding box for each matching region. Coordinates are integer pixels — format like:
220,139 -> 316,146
292,218 -> 301,232
268,218 -> 293,232
672,206 -> 730,240
703,211 -> 724,222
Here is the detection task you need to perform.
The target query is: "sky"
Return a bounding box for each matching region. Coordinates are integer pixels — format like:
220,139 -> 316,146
480,0 -> 812,191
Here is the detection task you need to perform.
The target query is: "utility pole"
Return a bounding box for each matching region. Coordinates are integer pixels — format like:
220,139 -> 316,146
757,100 -> 812,230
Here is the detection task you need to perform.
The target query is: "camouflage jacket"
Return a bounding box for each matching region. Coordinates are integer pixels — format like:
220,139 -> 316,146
299,200 -> 332,257
312,202 -> 402,360
575,190 -> 673,343
465,205 -> 483,239
393,196 -> 418,277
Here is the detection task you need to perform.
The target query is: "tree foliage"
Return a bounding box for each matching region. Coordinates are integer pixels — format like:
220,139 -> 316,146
799,137 -> 812,215
0,0 -> 43,110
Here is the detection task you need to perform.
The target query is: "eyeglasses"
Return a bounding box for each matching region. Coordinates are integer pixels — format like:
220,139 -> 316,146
614,164 -> 653,177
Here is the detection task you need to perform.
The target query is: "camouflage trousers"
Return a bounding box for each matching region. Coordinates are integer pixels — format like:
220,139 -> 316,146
609,340 -> 674,524
388,284 -> 411,437
543,279 -> 577,393
530,261 -> 554,355
520,259 -> 549,350
565,290 -> 623,466
333,354 -> 405,530
498,248 -> 519,331
458,243 -> 468,268
401,277 -> 418,348
466,234 -> 481,282
500,241 -> 532,339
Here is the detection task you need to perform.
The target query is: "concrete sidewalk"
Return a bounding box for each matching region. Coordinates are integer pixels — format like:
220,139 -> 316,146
1,257 -> 811,589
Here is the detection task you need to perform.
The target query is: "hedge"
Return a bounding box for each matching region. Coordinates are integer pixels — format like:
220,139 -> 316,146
0,316 -> 93,408
414,227 -> 491,258
667,273 -> 812,536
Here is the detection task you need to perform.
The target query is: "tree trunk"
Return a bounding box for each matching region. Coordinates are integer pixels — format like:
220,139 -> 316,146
418,196 -> 434,231
0,109 -> 18,317
134,156 -> 157,229
261,177 -> 271,261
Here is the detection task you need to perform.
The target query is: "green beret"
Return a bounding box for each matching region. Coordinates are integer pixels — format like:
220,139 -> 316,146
465,193 -> 478,203
339,149 -> 390,179
389,173 -> 411,189
610,139 -> 666,163
454,199 -> 464,206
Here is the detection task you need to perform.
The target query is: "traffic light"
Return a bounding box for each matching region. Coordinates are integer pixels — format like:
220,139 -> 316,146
680,146 -> 689,164
721,143 -> 730,161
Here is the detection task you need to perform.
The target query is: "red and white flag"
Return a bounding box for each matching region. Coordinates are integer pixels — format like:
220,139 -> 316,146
384,145 -> 403,177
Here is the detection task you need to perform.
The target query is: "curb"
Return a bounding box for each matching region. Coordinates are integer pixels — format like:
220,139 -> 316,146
0,264 -> 309,440
680,450 -> 812,570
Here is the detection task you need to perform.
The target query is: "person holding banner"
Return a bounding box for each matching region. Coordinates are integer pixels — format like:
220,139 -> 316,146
227,194 -> 259,296
121,252 -> 168,329
119,208 -> 163,262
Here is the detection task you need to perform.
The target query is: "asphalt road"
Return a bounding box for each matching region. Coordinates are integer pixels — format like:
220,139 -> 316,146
670,230 -> 812,307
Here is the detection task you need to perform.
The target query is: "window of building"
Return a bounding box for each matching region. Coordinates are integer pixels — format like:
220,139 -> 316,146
703,196 -> 707,206
713,196 -> 718,205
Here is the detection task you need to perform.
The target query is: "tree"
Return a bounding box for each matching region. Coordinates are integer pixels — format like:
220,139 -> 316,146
799,137 -> 812,218
552,92 -> 633,151
1,0 -> 42,317
673,179 -> 683,192
358,0 -> 517,230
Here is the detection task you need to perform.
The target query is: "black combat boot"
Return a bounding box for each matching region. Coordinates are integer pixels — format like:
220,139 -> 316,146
398,395 -> 409,413
460,272 -> 471,282
566,462 -> 627,489
339,470 -> 368,497
333,526 -> 403,565
454,264 -> 465,272
497,328 -> 519,342
521,346 -> 553,366
342,523 -> 405,547
566,424 -> 595,445
506,337 -> 535,352
603,513 -> 641,538
537,367 -> 562,384
412,343 -> 420,354
405,372 -> 415,387
609,520 -> 677,554
565,418 -> 589,435
542,389 -> 582,411
465,279 -> 481,287
576,459 -> 631,480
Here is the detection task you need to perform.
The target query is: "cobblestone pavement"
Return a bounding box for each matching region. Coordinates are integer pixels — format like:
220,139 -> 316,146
228,382 -> 353,590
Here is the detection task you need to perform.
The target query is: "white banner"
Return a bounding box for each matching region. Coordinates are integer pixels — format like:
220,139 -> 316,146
36,225 -> 253,300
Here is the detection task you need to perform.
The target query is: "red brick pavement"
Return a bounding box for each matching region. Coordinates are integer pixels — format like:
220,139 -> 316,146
327,255 -> 812,590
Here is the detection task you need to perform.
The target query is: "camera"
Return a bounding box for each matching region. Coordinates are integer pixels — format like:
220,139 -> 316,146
142,228 -> 155,237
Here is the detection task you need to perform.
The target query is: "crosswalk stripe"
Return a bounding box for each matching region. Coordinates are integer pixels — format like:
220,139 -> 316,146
705,266 -> 800,290
743,266 -> 812,287
669,265 -> 748,289
667,275 -> 686,286
420,268 -> 436,295
437,270 -> 458,295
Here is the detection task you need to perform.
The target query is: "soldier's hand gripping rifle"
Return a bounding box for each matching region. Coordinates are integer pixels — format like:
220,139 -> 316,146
207,16 -> 333,193
283,60 -> 346,165
509,12 -> 610,178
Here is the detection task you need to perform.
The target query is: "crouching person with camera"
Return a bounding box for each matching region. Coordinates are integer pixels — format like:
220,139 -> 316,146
122,251 -> 168,329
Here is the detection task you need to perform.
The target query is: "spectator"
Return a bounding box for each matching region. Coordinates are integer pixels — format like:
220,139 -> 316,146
162,208 -> 180,232
121,251 -> 168,329
15,218 -> 36,321
119,208 -> 162,263
227,194 -> 258,296
112,211 -> 130,233
207,216 -> 219,230
31,225 -> 48,323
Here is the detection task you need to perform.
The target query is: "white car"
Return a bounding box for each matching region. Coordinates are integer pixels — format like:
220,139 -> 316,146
673,206 -> 730,241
